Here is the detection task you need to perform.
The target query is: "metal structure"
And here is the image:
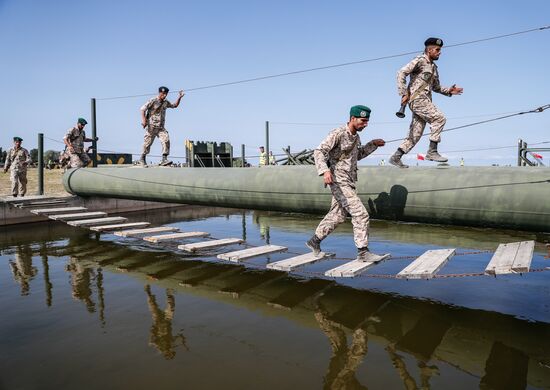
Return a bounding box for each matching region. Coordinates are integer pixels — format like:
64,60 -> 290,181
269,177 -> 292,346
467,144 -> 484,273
37,133 -> 44,195
518,138 -> 548,166
185,140 -> 234,167
276,147 -> 315,165
64,166 -> 550,232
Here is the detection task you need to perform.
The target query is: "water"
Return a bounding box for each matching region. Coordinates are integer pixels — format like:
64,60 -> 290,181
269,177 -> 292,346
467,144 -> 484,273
1,206 -> 549,389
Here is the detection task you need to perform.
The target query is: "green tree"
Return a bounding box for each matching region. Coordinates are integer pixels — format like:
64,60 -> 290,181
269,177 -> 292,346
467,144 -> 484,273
30,148 -> 38,163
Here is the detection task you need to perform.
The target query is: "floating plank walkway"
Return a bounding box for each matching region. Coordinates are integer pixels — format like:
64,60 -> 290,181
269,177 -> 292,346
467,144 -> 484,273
217,245 -> 287,262
68,216 -> 127,227
325,253 -> 391,277
31,207 -> 88,215
90,222 -> 151,232
49,211 -> 107,221
485,241 -> 535,275
178,238 -> 243,252
143,231 -> 210,243
114,226 -> 179,237
267,252 -> 329,271
397,249 -> 456,279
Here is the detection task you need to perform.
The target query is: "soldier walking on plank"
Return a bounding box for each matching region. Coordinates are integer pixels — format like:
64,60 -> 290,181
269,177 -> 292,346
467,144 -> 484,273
306,105 -> 385,262
3,136 -> 31,197
389,37 -> 463,168
63,118 -> 98,168
139,86 -> 185,166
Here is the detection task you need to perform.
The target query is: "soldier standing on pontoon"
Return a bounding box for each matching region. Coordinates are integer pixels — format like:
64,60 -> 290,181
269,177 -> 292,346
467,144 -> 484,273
139,86 -> 185,166
389,37 -> 463,168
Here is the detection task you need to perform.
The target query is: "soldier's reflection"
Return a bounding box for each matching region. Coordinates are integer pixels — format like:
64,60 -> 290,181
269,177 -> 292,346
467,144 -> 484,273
386,344 -> 439,390
9,244 -> 37,296
66,257 -> 96,313
315,306 -> 369,390
144,284 -> 187,360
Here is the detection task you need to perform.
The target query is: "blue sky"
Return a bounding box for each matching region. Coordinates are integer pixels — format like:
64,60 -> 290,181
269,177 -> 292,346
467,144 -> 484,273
0,0 -> 549,165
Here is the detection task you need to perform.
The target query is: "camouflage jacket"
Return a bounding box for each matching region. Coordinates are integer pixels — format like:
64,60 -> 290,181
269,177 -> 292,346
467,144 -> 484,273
141,97 -> 176,128
6,147 -> 31,172
64,126 -> 86,153
314,125 -> 379,185
397,54 -> 451,101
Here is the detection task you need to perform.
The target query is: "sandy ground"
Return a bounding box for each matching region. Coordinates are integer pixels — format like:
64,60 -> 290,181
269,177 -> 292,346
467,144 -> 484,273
0,168 -> 68,196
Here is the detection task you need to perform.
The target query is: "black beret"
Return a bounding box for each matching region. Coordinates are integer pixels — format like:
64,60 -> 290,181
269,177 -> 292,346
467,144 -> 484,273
424,37 -> 443,47
13,136 -> 23,142
159,86 -> 169,93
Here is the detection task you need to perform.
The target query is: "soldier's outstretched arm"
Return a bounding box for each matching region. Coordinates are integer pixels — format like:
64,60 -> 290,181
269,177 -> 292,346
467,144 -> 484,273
170,90 -> 185,108
397,57 -> 420,97
358,139 -> 385,160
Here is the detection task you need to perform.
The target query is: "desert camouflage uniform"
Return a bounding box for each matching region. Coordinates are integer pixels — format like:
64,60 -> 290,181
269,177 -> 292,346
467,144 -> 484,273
5,146 -> 31,196
140,97 -> 176,155
64,126 -> 91,168
397,54 -> 452,153
313,125 -> 379,248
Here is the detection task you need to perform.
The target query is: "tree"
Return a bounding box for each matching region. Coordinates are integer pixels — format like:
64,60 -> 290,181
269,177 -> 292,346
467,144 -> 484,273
30,148 -> 38,163
44,150 -> 60,163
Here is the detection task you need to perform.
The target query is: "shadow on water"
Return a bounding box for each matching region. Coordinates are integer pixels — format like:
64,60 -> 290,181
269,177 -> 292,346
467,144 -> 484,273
1,205 -> 549,389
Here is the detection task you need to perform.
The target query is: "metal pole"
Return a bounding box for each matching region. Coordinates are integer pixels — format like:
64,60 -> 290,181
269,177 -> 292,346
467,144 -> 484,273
265,121 -> 270,162
241,144 -> 245,167
522,141 -> 528,166
38,132 -> 44,195
91,98 -> 98,167
518,138 -> 523,167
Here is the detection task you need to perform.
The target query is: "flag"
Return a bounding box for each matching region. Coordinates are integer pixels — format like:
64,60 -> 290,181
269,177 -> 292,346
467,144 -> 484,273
417,153 -> 425,160
533,153 -> 543,160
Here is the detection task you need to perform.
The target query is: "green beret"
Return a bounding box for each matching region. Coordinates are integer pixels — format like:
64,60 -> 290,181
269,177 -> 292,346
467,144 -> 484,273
424,37 -> 443,47
350,105 -> 371,118
78,118 -> 88,125
13,136 -> 23,142
159,86 -> 169,93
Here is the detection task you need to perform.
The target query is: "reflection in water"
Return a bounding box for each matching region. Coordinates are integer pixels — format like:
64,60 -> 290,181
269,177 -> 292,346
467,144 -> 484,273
144,284 -> 188,360
40,244 -> 53,307
386,345 -> 439,390
9,244 -> 38,296
315,304 -> 368,390
66,257 -> 96,313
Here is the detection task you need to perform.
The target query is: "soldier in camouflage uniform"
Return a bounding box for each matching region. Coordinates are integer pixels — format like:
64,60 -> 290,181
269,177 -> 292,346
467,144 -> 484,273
139,86 -> 185,166
306,105 -> 385,262
390,37 -> 463,168
63,118 -> 98,168
3,136 -> 31,197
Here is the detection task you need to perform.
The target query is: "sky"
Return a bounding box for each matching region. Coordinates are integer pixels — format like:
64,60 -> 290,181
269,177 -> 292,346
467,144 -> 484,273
0,0 -> 549,166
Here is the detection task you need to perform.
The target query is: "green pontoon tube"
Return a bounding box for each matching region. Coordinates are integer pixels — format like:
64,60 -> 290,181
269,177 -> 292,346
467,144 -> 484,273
63,166 -> 550,232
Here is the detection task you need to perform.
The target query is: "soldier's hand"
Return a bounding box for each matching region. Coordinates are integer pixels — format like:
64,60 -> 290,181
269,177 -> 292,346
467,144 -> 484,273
178,90 -> 185,98
323,171 -> 333,185
94,137 -> 99,141
141,121 -> 147,128
372,139 -> 385,147
401,94 -> 409,105
449,85 -> 463,95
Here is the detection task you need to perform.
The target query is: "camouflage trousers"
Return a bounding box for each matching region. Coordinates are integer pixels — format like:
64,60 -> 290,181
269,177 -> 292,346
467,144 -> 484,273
68,151 -> 91,168
10,170 -> 27,196
399,97 -> 446,153
315,182 -> 370,248
142,127 -> 170,156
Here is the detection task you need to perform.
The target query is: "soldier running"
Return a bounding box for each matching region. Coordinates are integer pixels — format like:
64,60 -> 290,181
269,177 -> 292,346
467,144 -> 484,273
3,136 -> 31,197
390,37 -> 463,168
139,86 -> 185,166
63,118 -> 98,168
306,105 -> 385,262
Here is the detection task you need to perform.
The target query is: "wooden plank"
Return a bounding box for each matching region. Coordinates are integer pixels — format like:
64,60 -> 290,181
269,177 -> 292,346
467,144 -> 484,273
217,245 -> 287,262
485,241 -> 535,275
114,226 -> 180,237
143,231 -> 210,243
19,200 -> 69,208
397,249 -> 456,279
511,241 -> 535,273
31,207 -> 88,215
325,253 -> 391,277
67,216 -> 127,227
178,238 -> 243,252
1,195 -> 66,204
89,222 -> 151,232
267,252 -> 329,271
49,211 -> 107,221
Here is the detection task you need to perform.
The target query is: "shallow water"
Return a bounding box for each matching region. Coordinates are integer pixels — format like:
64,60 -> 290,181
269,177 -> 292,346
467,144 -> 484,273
1,206 -> 549,389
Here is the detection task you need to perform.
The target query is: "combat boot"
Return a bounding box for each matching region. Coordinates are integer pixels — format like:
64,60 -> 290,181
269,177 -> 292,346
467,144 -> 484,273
306,235 -> 322,255
389,148 -> 409,168
426,141 -> 448,162
137,154 -> 147,167
160,154 -> 173,166
357,247 -> 378,262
